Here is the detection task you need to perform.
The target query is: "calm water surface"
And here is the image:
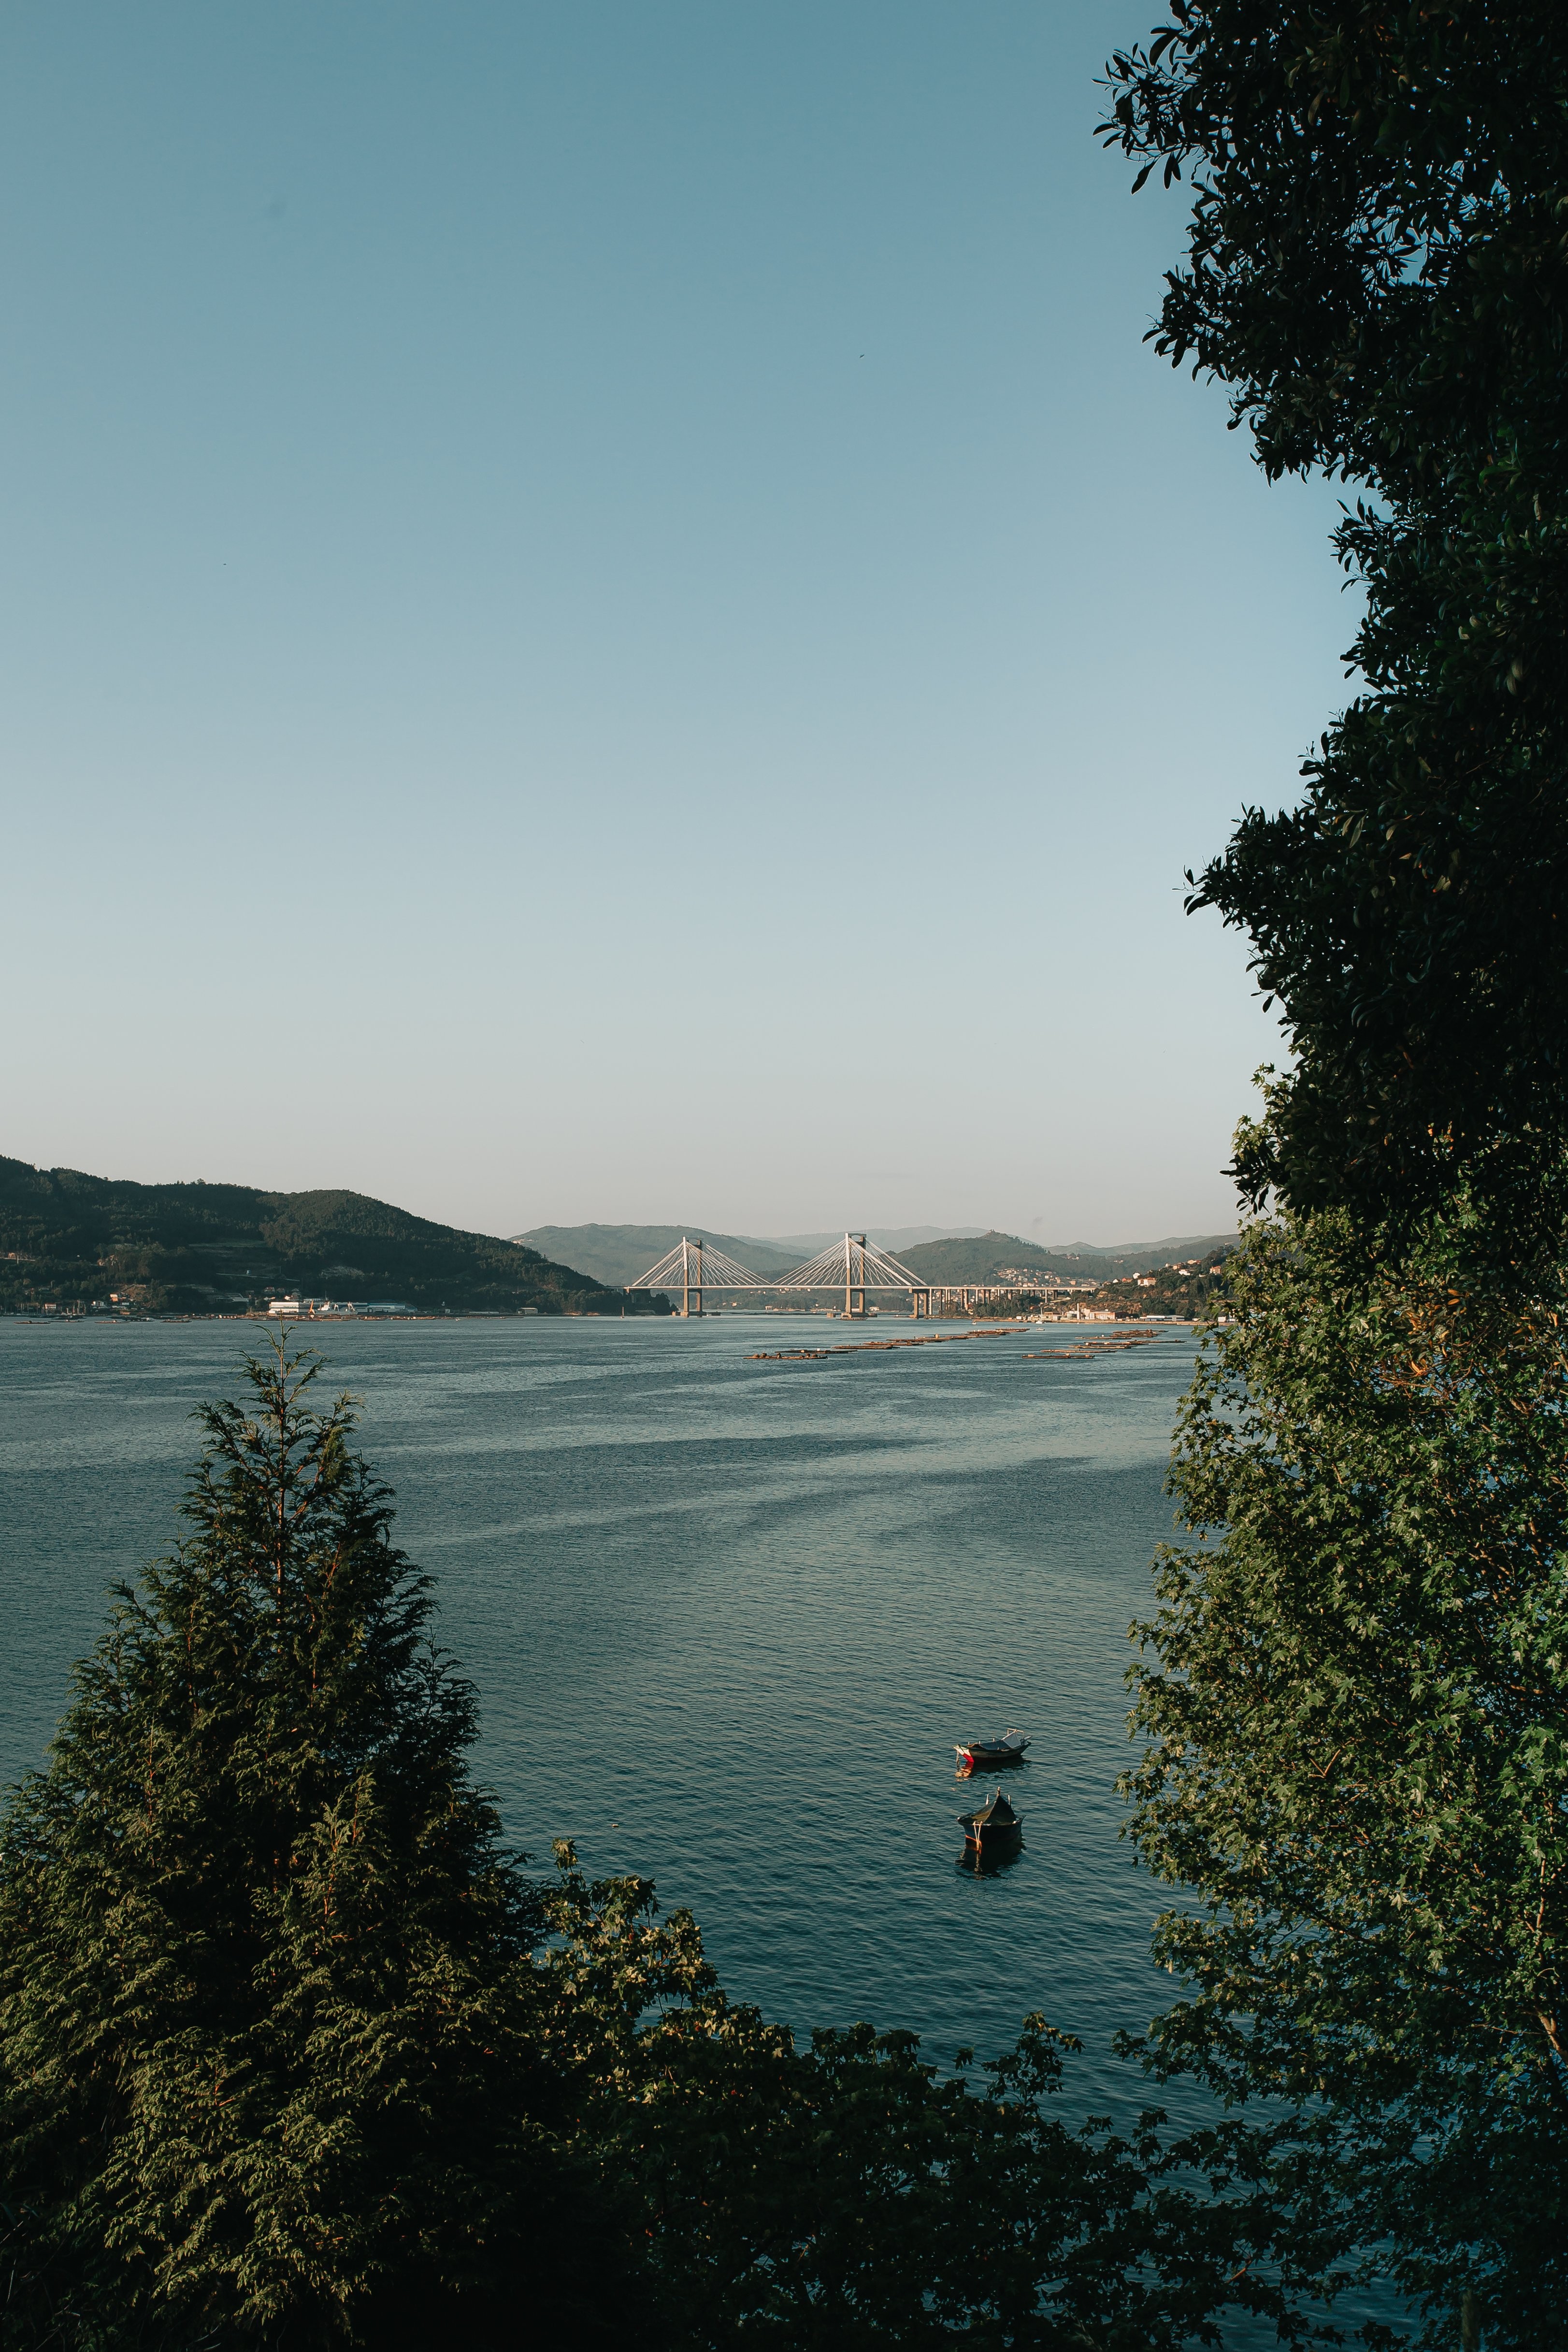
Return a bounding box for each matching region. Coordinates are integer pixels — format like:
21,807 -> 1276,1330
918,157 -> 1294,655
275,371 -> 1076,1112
2,1314 -> 1197,2122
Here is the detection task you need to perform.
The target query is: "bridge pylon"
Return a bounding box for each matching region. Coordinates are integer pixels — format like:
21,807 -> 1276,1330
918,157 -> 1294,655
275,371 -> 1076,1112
627,1235 -> 766,1316
845,1234 -> 867,1318
627,1231 -> 933,1318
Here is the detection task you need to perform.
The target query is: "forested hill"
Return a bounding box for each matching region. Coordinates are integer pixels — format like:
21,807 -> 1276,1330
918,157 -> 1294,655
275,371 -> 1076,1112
0,1158 -> 663,1317
896,1228 -> 1238,1284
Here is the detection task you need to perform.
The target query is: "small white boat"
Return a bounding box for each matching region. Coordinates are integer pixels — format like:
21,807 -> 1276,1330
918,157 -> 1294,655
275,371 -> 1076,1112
955,1730 -> 1030,1771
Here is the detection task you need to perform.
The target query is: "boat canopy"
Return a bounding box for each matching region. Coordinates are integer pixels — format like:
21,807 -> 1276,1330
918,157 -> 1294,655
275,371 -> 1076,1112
968,1788 -> 1019,1828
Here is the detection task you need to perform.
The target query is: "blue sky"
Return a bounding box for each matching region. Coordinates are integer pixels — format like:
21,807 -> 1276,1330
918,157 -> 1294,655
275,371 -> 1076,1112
2,2 -> 1353,1244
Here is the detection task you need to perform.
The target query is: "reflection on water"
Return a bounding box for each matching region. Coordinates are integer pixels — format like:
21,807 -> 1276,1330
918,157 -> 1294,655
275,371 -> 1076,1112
956,1840 -> 1026,1877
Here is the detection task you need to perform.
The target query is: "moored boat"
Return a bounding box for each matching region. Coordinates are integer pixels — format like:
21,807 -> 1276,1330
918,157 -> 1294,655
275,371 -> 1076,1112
955,1730 -> 1030,1770
957,1786 -> 1023,1850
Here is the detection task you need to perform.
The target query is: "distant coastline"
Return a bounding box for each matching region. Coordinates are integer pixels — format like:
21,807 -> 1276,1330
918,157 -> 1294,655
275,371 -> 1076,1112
0,1154 -> 670,1321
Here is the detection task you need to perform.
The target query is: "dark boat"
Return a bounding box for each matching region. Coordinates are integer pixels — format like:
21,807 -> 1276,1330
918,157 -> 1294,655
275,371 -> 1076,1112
955,1730 -> 1030,1771
957,1786 -> 1023,1851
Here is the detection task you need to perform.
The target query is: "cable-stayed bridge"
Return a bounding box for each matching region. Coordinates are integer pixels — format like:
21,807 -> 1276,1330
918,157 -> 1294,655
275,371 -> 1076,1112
629,1233 -> 932,1319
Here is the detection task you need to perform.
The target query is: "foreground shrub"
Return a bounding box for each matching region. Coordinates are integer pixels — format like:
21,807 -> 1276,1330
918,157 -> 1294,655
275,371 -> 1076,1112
542,1845 -> 1336,2349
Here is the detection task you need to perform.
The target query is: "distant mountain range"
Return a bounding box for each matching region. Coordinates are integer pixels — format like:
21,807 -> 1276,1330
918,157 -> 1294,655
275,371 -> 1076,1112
894,1230 -> 1239,1284
0,1158 -> 660,1317
763,1224 -> 988,1255
511,1222 -> 987,1289
513,1221 -> 1237,1291
1,1165 -> 1239,1317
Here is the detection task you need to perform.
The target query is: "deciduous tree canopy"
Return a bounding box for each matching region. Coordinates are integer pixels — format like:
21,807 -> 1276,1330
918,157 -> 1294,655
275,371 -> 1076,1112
1125,1217 -> 1568,2341
1103,2 -> 1568,1258
1103,9 -> 1568,2343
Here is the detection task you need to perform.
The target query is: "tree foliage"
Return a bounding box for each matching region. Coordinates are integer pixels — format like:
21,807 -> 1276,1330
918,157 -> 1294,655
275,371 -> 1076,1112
1124,1215 -> 1568,2344
0,1346 -> 632,2347
1102,2 -> 1568,1256
1100,8 -> 1568,2338
540,1846 -> 1339,2351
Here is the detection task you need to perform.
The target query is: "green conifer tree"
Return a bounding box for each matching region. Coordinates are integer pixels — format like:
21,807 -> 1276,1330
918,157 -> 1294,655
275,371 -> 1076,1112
0,1342 -> 635,2349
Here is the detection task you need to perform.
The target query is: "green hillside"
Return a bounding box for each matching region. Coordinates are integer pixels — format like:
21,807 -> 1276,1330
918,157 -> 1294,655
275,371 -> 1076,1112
1090,1246 -> 1234,1320
0,1158 -> 664,1317
896,1228 -> 1239,1284
512,1222 -> 805,1287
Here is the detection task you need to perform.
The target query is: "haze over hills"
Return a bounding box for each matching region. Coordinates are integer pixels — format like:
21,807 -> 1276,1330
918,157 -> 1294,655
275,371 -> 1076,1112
893,1229 -> 1240,1284
515,1225 -> 803,1287
512,1223 -> 987,1289
0,1157 -> 661,1317
1045,1233 -> 1239,1261
763,1225 -> 988,1256
515,1221 -> 1238,1291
